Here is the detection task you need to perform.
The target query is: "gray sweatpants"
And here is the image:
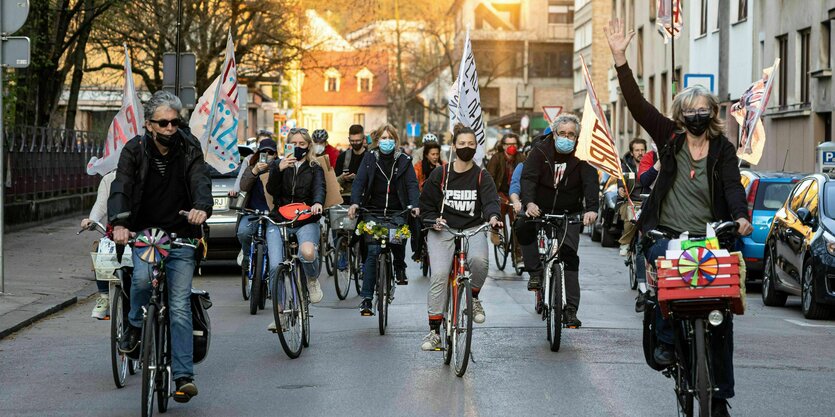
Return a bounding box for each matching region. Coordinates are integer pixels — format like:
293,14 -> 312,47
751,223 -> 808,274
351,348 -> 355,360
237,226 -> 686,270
427,227 -> 489,316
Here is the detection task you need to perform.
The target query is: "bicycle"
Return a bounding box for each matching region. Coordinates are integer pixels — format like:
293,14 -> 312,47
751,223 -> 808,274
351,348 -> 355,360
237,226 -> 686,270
641,221 -> 742,417
521,212 -> 582,352
424,221 -> 496,377
623,199 -> 644,290
493,200 -> 524,276
320,212 -> 335,277
78,221 -> 139,388
233,207 -> 273,315
356,206 -> 413,335
327,205 -> 361,300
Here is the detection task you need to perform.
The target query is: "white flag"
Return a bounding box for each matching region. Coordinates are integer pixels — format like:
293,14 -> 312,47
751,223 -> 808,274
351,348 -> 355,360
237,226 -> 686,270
86,45 -> 145,176
448,29 -> 486,166
189,31 -> 241,173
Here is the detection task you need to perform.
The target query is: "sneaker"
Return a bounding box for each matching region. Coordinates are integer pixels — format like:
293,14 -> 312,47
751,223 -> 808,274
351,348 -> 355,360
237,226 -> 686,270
359,298 -> 374,316
711,398 -> 732,417
635,290 -> 649,313
653,343 -> 674,366
527,270 -> 542,291
337,253 -> 348,270
118,325 -> 141,357
307,279 -> 323,303
472,299 -> 485,324
563,305 -> 582,328
236,250 -> 243,266
91,293 -> 109,320
267,313 -> 289,333
420,331 -> 441,351
395,267 -> 408,285
173,377 -> 198,403
619,244 -> 629,256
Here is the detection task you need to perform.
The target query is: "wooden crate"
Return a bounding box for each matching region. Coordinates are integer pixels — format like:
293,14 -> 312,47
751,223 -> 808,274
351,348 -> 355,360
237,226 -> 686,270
655,254 -> 745,317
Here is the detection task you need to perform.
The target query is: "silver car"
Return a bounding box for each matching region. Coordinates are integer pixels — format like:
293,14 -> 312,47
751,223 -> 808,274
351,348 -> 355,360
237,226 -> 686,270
206,146 -> 253,261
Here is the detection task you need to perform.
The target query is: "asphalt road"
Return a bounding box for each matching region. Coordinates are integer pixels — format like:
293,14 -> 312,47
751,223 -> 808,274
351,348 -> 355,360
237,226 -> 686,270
1,233 -> 834,417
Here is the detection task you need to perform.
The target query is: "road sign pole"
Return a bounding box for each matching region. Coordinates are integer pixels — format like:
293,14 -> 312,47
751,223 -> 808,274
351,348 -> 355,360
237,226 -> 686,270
1,32 -> 5,294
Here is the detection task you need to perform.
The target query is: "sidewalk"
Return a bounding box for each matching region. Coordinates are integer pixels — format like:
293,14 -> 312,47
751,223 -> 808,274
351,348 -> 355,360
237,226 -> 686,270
0,218 -> 99,339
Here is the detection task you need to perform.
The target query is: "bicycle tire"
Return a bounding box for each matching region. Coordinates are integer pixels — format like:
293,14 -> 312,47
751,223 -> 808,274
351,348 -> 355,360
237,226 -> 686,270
157,321 -> 170,413
493,227 -> 508,271
377,254 -> 388,336
511,228 -> 523,276
273,265 -> 303,358
111,291 -> 129,388
629,249 -> 639,290
548,262 -> 563,352
241,259 -> 250,301
694,320 -> 711,417
453,279 -> 473,377
334,236 -> 351,300
140,304 -> 158,417
352,244 -> 362,294
322,231 -> 334,277
299,263 -> 311,348
421,247 -> 430,277
443,285 -> 453,365
250,244 -> 265,315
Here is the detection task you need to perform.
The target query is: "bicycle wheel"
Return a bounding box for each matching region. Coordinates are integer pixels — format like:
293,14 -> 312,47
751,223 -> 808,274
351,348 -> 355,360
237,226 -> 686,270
693,320 -> 711,416
322,232 -> 334,277
352,244 -> 362,294
241,259 -> 250,301
273,265 -> 303,358
629,248 -> 639,290
493,223 -> 508,271
443,285 -> 453,365
156,322 -> 170,413
110,290 -> 128,388
421,246 -> 430,278
377,254 -> 389,336
140,304 -> 158,417
299,263 -> 311,348
511,228 -> 524,276
548,263 -> 563,352
250,244 -> 265,315
452,279 -> 473,377
334,236 -> 351,300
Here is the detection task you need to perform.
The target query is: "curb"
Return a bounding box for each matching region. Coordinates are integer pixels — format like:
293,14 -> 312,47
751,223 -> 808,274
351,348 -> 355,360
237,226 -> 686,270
0,295 -> 79,340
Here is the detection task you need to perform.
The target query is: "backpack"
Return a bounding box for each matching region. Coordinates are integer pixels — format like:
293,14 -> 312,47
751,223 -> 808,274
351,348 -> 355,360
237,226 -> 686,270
191,289 -> 212,364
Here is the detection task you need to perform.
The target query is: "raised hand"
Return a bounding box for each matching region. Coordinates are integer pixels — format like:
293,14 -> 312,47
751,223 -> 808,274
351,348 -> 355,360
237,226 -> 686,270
604,18 -> 635,67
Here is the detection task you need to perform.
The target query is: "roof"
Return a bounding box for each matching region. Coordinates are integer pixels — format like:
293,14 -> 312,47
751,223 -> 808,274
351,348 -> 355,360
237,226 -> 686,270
304,9 -> 355,52
742,170 -> 808,180
300,51 -> 389,107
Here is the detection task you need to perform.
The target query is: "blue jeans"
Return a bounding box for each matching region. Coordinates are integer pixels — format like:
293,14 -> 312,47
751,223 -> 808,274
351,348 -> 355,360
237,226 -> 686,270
644,238 -> 735,399
129,246 -> 196,380
266,222 -> 320,282
236,216 -> 258,261
361,243 -> 406,300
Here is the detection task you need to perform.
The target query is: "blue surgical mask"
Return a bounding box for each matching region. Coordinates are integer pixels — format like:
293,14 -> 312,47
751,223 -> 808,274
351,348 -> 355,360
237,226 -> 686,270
379,139 -> 395,154
555,136 -> 575,154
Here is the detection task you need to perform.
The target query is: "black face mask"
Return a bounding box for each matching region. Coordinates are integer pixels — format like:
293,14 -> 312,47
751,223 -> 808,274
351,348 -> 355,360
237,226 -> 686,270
684,114 -> 711,136
351,143 -> 364,152
294,146 -> 309,160
455,146 -> 476,162
154,131 -> 178,148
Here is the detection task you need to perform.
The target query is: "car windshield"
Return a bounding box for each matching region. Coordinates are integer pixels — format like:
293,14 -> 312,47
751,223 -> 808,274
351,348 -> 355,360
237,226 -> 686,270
208,165 -> 241,179
755,182 -> 795,211
824,183 -> 835,219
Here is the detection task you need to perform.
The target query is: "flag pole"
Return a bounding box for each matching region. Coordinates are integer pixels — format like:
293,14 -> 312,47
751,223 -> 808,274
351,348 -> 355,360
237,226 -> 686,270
670,0 -> 677,98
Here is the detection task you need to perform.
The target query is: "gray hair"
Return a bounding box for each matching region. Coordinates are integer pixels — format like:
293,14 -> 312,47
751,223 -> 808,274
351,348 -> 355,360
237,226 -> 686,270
144,90 -> 183,121
550,113 -> 581,136
670,85 -> 724,138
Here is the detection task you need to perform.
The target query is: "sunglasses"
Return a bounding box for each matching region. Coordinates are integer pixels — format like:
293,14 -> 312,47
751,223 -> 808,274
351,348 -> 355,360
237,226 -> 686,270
261,150 -> 276,155
150,118 -> 181,128
289,128 -> 309,134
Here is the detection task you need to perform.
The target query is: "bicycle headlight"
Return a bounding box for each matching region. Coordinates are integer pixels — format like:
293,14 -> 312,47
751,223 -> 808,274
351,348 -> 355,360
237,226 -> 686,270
708,310 -> 724,327
823,230 -> 835,256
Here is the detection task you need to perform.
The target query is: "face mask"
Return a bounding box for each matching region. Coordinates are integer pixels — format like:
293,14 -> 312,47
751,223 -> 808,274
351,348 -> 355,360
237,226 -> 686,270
314,144 -> 325,155
351,142 -> 364,152
155,131 -> 177,148
684,114 -> 711,136
555,136 -> 575,154
379,139 -> 395,154
456,146 -> 476,162
506,145 -> 518,156
294,146 -> 309,160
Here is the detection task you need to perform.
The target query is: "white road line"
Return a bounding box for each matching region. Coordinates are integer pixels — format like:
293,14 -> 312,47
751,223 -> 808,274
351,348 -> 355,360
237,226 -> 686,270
784,319 -> 835,328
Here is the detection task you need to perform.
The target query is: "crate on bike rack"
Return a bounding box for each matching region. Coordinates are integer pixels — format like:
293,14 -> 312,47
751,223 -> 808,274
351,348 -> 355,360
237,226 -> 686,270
328,205 -> 357,230
655,252 -> 745,318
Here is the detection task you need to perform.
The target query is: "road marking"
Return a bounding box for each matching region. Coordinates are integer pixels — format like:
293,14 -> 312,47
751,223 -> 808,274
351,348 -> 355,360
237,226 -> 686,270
784,319 -> 835,328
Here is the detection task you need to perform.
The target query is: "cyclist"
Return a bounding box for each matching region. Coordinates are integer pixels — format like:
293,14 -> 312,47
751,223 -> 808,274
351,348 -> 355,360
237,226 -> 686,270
486,132 -> 525,254
335,124 -> 367,204
413,140 -> 441,190
109,90 -> 212,403
348,124 -> 420,314
617,138 -> 647,256
81,170 -> 117,319
419,124 -> 502,350
236,139 -> 278,273
413,132 -> 446,164
230,130 -> 273,198
312,128 -> 339,168
265,128 -> 326,332
606,19 -> 752,416
519,114 -> 599,328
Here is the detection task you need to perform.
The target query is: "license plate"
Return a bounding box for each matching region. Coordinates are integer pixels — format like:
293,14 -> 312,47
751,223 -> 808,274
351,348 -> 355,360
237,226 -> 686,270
213,197 -> 228,210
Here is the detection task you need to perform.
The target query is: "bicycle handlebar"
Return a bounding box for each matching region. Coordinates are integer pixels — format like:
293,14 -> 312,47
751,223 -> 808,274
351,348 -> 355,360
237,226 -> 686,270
77,220 -> 107,236
517,212 -> 583,225
356,206 -> 414,220
230,205 -> 312,227
421,221 -> 494,238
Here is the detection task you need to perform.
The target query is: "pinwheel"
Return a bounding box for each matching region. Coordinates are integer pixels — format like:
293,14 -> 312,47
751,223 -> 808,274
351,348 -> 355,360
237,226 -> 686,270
677,247 -> 719,287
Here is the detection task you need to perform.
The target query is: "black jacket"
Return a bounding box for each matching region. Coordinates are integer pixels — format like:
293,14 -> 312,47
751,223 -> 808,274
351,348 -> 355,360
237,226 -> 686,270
266,158 -> 325,226
108,131 -> 213,230
618,153 -> 645,200
351,150 -> 420,209
615,62 -> 748,233
520,135 -> 599,215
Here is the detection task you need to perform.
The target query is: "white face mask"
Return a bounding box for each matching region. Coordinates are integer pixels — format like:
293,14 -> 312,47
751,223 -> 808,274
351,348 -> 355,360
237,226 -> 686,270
314,144 -> 325,155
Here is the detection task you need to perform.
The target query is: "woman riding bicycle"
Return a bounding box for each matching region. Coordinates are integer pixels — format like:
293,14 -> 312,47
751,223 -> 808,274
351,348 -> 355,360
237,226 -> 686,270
264,128 -> 326,331
606,19 -> 753,416
348,124 -> 420,315
236,139 -> 278,274
418,124 -> 502,351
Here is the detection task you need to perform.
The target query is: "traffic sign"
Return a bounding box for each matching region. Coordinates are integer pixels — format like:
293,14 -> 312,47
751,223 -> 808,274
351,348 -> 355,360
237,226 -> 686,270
407,122 -> 420,137
542,106 -> 563,123
1,0 -> 30,34
0,36 -> 29,68
520,115 -> 530,129
683,73 -> 715,93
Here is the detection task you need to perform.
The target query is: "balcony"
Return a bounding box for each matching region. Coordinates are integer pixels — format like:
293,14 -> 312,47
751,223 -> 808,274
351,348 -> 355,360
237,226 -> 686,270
548,23 -> 573,41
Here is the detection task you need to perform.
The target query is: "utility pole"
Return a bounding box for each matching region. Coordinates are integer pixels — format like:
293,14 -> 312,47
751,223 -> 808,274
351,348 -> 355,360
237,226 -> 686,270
175,0 -> 183,97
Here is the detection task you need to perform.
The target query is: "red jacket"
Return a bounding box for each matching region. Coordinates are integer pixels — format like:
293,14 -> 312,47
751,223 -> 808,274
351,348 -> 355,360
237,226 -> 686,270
322,144 -> 339,168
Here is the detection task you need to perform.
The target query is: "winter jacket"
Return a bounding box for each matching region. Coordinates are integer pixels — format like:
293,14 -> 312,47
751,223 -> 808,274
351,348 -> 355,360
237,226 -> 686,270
351,150 -> 420,210
266,158 -> 325,226
520,135 -> 599,215
485,151 -> 526,195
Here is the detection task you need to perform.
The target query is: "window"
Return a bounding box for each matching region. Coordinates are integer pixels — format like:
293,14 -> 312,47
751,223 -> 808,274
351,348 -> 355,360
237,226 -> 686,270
530,43 -> 573,78
324,68 -> 341,92
823,21 -> 831,70
574,0 -> 590,10
790,180 -> 812,212
359,78 -> 371,92
800,28 -> 811,104
618,100 -> 625,135
356,67 -> 374,92
737,0 -> 748,21
574,22 -> 593,51
636,27 -> 644,78
778,35 -> 788,106
322,113 -> 333,131
675,68 -> 682,96
548,2 -> 574,24
802,180 -> 819,216
353,113 -> 365,126
661,72 -> 668,113
700,0 -> 708,35
649,0 -> 656,22
472,41 -> 524,77
648,75 -> 655,107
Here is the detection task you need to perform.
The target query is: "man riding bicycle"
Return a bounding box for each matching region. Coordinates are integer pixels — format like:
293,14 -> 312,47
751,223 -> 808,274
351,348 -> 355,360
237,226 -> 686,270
348,124 -> 420,315
419,124 -> 502,350
109,91 -> 212,403
519,114 -> 599,328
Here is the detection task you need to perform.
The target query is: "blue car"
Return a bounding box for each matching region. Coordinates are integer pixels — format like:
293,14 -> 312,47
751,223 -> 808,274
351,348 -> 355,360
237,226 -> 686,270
738,170 -> 805,280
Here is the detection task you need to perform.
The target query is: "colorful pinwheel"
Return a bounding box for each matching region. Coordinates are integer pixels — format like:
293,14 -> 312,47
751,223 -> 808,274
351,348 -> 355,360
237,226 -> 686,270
133,228 -> 171,265
677,247 -> 719,287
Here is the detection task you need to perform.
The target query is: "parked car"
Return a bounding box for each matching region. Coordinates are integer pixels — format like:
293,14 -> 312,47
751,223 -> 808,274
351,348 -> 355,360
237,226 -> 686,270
205,145 -> 251,261
591,172 -> 621,247
737,170 -> 804,280
763,173 -> 835,319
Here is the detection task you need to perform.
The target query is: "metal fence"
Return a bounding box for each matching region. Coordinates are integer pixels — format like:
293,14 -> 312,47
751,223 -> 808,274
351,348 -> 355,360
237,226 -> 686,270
2,126 -> 104,202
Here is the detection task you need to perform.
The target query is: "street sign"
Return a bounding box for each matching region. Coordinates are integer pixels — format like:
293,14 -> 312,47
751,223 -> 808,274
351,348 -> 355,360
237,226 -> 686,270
407,122 -> 420,137
542,106 -> 563,123
520,115 -> 530,129
162,52 -> 197,107
683,73 -> 715,93
1,0 -> 30,34
0,36 -> 29,67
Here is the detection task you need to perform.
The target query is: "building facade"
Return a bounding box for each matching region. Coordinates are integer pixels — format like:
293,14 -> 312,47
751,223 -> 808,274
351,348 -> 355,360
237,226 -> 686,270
572,0 -> 613,116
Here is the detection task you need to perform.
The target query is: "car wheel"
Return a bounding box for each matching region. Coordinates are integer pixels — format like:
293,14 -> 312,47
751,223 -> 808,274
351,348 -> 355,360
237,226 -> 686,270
801,261 -> 832,320
761,248 -> 787,307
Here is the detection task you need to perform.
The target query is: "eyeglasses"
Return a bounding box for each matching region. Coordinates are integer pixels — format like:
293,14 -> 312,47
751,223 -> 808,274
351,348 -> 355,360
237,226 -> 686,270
683,108 -> 711,117
262,150 -> 276,155
288,128 -> 309,135
557,132 -> 577,139
504,141 -> 518,146
150,118 -> 181,128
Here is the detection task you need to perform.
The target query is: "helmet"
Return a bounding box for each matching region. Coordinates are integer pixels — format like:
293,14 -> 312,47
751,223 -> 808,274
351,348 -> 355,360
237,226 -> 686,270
422,133 -> 438,143
312,129 -> 329,143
